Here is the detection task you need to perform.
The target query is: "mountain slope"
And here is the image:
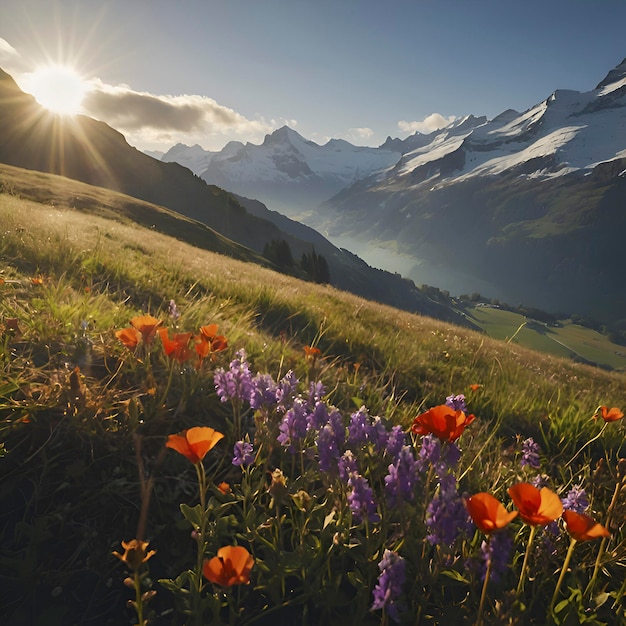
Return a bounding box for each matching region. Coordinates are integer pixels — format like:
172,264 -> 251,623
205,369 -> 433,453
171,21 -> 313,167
160,59 -> 626,322
0,67 -> 466,326
312,59 -> 626,321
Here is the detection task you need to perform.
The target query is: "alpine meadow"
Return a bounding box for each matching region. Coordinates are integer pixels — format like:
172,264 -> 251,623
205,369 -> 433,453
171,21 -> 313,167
1,48 -> 626,626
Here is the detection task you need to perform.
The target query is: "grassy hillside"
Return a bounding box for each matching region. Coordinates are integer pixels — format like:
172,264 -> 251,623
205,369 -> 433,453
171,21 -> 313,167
465,304 -> 626,372
1,169 -> 625,625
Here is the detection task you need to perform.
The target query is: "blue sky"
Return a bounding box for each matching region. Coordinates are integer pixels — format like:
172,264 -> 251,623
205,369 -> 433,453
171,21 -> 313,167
1,0 -> 625,152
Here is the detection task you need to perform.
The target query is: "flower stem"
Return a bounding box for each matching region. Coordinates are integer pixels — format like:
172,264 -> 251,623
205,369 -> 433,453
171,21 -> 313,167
475,542 -> 492,626
550,537 -> 577,613
191,461 -> 208,625
585,476 -> 621,597
134,568 -> 145,626
516,525 -> 537,597
564,423 -> 607,469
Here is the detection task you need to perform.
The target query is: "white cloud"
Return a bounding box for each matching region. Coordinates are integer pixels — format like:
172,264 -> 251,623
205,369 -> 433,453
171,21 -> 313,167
0,38 -> 18,59
349,127 -> 374,139
398,113 -> 456,135
81,79 -> 278,150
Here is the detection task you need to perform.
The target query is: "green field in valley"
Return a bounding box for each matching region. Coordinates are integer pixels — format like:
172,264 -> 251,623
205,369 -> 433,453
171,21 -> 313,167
464,304 -> 626,372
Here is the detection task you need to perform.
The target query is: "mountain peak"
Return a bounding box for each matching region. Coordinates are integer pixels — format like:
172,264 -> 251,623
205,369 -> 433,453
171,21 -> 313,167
595,57 -> 626,90
262,125 -> 309,147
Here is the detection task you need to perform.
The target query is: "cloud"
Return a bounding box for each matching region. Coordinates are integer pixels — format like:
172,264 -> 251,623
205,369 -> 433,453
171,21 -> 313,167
0,38 -> 18,59
348,127 -> 374,140
81,80 -> 277,150
398,113 -> 456,135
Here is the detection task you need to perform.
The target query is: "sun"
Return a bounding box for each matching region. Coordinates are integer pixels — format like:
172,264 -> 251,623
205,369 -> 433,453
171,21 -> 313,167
22,64 -> 87,115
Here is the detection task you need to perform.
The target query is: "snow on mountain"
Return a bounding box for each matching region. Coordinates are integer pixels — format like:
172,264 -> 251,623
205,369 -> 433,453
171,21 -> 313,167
161,126 -> 403,215
388,59 -> 626,189
161,143 -> 216,175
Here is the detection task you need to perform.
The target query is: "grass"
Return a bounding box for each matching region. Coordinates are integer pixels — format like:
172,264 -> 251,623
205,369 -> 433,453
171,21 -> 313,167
466,304 -> 626,371
1,167 -> 625,625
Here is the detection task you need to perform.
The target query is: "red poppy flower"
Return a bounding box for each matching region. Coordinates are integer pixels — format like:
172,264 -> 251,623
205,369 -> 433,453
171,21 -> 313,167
411,404 -> 476,442
203,545 -> 254,586
508,482 -> 563,526
596,406 -> 624,423
165,427 -> 224,464
195,325 -> 228,364
466,492 -> 518,533
130,315 -> 162,344
563,510 -> 610,542
115,327 -> 141,348
158,328 -> 193,362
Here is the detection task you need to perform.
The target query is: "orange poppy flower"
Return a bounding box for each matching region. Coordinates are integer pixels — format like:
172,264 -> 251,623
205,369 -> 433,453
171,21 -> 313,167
466,492 -> 518,533
304,345 -> 321,365
562,510 -> 610,542
217,482 -> 231,495
130,315 -> 162,344
165,426 -> 224,464
158,328 -> 193,362
31,276 -> 44,285
411,404 -> 476,442
508,482 -> 563,526
203,545 -> 254,586
596,406 -> 624,423
469,383 -> 483,392
115,327 -> 141,348
113,539 -> 156,571
195,325 -> 228,364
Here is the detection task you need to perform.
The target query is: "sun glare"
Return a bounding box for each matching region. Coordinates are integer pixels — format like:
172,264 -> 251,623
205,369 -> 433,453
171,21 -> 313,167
23,64 -> 87,115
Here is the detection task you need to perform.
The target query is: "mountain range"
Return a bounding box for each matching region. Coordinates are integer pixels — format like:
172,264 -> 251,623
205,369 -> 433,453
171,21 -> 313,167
0,67 -> 462,326
164,58 -> 626,323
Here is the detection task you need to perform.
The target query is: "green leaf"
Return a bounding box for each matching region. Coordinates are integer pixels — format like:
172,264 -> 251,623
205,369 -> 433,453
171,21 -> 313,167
440,569 -> 470,584
180,503 -> 203,530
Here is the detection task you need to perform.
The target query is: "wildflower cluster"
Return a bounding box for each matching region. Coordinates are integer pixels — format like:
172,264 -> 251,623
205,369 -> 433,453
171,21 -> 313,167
115,314 -> 227,367
85,319 -> 626,622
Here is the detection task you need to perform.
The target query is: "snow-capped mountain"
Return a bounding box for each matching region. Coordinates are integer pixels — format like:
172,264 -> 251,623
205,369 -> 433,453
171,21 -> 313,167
160,57 -> 626,321
317,58 -> 626,321
162,126 -> 403,217
383,60 -> 626,188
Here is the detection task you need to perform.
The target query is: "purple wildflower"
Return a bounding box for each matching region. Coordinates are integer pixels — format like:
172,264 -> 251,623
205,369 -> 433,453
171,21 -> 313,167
520,437 -> 541,469
371,550 -> 406,622
308,381 -> 326,405
232,440 -> 255,467
347,472 -> 380,524
479,532 -> 513,583
307,401 -> 331,432
277,397 -> 310,453
441,441 -> 461,469
317,409 -> 345,474
338,450 -> 359,482
425,474 -> 471,545
416,434 -> 441,472
249,373 -> 279,409
368,416 -> 389,453
214,349 -> 253,403
561,485 -> 589,513
386,425 -> 406,457
445,393 -> 467,413
384,445 -> 419,505
275,370 -> 298,408
347,406 -> 370,447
